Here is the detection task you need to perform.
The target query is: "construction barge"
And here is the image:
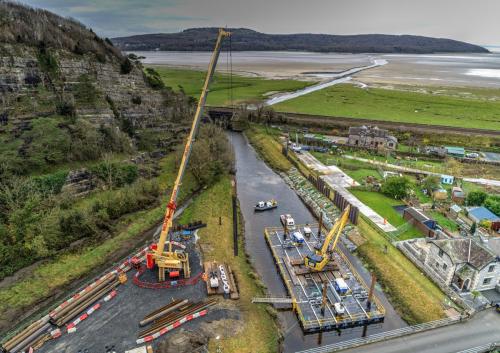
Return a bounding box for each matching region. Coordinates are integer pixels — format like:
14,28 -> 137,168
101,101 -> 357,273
264,223 -> 385,333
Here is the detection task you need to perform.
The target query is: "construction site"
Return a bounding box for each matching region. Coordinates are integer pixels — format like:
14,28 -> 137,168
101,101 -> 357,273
0,29 -> 236,353
0,24 -> 448,353
262,208 -> 385,333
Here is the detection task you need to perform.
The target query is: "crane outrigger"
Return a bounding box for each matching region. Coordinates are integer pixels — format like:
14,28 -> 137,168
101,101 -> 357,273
146,28 -> 231,281
304,206 -> 350,272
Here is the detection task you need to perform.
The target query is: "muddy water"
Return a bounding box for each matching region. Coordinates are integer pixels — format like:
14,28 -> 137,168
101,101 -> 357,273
229,132 -> 406,352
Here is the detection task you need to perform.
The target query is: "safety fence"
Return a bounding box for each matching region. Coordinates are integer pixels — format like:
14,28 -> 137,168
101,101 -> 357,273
133,268 -> 202,289
456,343 -> 500,353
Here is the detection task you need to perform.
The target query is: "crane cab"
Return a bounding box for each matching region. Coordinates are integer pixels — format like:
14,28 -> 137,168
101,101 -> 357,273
304,253 -> 327,271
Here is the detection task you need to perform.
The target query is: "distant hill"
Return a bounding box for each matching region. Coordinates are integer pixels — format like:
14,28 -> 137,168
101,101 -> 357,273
112,28 -> 489,54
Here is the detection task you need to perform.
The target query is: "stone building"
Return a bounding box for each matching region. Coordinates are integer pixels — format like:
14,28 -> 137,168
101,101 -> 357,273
347,126 -> 397,150
424,238 -> 499,292
403,207 -> 437,237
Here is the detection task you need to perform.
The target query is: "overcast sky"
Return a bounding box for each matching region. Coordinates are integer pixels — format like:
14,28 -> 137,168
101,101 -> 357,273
21,0 -> 500,45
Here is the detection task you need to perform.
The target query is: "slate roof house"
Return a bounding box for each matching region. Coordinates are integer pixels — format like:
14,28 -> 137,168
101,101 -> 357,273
424,238 -> 499,292
347,126 -> 397,150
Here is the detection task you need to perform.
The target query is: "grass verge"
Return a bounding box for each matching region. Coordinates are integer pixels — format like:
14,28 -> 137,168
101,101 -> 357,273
356,218 -> 447,324
0,205 -> 163,317
245,125 -> 292,173
273,83 -> 500,131
179,176 -> 279,353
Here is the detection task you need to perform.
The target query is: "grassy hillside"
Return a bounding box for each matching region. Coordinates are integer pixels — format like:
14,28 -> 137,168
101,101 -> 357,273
274,84 -> 500,131
113,27 -> 488,54
152,67 -> 313,106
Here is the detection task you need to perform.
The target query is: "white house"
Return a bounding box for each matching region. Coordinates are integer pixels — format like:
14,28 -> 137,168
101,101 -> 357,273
424,238 -> 499,293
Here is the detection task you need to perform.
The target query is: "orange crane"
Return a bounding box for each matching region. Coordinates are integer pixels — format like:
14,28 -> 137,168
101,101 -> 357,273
146,28 -> 231,281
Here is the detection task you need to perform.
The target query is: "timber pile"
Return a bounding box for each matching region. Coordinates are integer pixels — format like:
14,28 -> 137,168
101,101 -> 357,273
0,317 -> 52,353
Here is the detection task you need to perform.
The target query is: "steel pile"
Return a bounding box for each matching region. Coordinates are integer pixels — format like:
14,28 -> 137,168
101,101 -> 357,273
50,273 -> 119,326
137,298 -> 217,343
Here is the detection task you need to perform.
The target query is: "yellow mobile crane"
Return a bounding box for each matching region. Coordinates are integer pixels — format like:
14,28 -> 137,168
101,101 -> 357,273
304,206 -> 350,272
146,28 -> 231,281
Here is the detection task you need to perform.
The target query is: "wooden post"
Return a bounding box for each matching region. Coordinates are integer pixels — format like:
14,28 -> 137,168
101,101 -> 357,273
232,179 -> 238,256
321,281 -> 327,317
318,212 -> 323,238
367,273 -> 377,310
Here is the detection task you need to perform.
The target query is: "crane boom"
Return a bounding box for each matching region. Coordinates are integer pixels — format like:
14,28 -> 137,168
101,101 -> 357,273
304,206 -> 350,272
149,28 -> 230,281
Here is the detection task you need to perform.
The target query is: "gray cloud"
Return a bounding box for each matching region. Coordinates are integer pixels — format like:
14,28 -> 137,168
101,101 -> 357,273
20,0 -> 500,44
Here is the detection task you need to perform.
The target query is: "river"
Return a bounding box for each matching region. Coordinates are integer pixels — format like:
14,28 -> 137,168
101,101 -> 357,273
229,132 -> 406,353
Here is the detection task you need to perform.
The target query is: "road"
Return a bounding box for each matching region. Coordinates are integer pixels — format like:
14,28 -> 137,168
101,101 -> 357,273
265,58 -> 387,106
342,308 -> 500,353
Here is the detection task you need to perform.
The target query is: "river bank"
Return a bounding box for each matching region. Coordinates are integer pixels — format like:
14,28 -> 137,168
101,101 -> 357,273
231,131 -> 407,353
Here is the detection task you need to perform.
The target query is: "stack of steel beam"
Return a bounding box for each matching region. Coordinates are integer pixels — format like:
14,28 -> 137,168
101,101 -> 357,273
137,299 -> 216,344
50,273 -> 118,327
1,316 -> 51,353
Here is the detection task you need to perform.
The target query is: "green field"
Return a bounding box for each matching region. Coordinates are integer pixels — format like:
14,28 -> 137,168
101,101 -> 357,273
153,67 -> 313,106
351,190 -> 406,226
153,67 -> 500,130
428,211 -> 459,233
273,84 -> 500,131
347,168 -> 382,183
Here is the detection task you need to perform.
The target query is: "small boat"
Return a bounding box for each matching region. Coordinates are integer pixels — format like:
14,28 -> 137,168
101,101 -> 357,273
255,199 -> 278,212
280,214 -> 296,229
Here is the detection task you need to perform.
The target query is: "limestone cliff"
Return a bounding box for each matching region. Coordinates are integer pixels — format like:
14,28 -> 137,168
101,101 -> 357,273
0,1 -> 191,137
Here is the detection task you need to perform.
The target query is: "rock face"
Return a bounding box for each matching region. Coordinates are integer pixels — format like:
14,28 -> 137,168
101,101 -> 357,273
61,169 -> 95,197
0,43 -> 180,127
0,2 -> 191,133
